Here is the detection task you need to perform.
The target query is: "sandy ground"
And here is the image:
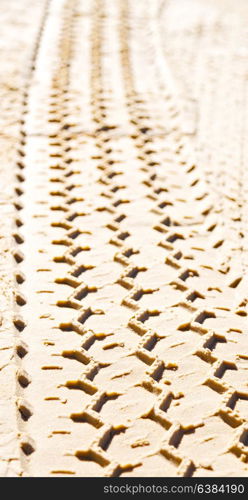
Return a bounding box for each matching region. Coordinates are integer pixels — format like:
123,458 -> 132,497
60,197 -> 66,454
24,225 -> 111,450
0,0 -> 248,477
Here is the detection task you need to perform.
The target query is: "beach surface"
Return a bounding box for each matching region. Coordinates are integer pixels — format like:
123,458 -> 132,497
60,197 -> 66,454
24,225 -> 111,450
0,0 -> 248,477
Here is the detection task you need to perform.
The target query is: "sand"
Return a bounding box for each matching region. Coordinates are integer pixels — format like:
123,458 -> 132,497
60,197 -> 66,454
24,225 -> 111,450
0,0 -> 248,477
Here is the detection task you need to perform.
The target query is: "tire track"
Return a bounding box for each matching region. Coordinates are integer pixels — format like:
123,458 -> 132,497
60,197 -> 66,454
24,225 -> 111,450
13,0 -> 52,476
2,0 -> 248,477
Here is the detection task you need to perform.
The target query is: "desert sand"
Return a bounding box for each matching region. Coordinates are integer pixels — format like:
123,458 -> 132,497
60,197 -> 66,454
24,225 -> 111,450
0,0 -> 248,477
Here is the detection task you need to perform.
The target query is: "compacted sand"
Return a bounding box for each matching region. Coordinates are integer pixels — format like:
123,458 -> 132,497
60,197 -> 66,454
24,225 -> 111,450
0,0 -> 248,477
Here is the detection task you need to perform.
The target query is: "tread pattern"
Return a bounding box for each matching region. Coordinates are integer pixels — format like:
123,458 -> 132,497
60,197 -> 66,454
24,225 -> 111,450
0,0 -> 50,476
2,0 -> 248,476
